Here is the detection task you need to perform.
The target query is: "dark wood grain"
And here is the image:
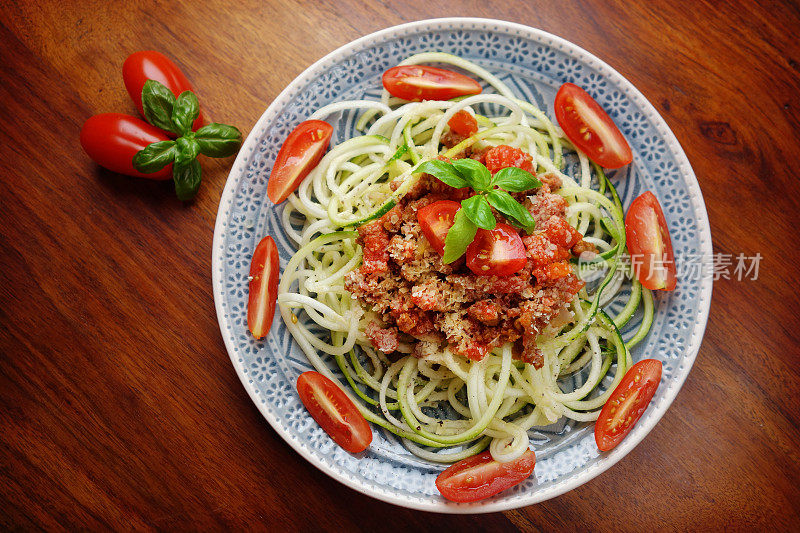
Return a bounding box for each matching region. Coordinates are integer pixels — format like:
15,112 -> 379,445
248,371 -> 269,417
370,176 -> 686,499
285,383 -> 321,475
1,1 -> 798,530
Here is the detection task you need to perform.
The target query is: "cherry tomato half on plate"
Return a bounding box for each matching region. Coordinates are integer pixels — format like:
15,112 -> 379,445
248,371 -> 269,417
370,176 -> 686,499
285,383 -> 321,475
595,359 -> 662,452
296,371 -> 372,454
247,236 -> 280,339
625,191 -> 677,291
436,449 -> 536,503
447,110 -> 478,137
382,65 -> 482,101
554,83 -> 632,169
417,200 -> 462,255
483,145 -> 534,174
80,113 -> 173,179
466,223 -> 527,276
267,120 -> 333,205
123,50 -> 205,132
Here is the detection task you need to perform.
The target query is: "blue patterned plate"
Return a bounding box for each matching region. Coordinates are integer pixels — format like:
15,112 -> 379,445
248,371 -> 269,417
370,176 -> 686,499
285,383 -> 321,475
212,18 -> 713,512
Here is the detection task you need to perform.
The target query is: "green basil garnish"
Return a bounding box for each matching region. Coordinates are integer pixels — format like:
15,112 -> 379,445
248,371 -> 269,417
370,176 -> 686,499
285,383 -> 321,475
132,140 -> 176,173
442,209 -> 478,263
134,80 -> 242,200
416,156 -> 542,258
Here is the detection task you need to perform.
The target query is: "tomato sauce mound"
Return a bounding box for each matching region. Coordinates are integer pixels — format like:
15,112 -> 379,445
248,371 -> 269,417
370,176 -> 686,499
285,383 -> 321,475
344,172 -> 594,368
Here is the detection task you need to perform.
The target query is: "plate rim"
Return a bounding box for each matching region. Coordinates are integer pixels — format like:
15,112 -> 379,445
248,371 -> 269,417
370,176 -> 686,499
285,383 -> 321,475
212,16 -> 713,513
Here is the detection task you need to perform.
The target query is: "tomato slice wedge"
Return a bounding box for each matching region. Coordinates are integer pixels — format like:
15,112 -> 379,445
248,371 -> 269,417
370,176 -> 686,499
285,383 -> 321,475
267,120 -> 333,204
382,65 -> 482,101
436,449 -> 536,503
417,200 -> 461,255
554,83 -> 632,169
447,110 -> 478,137
466,223 -> 527,276
296,371 -> 372,454
247,236 -> 279,339
595,359 -> 662,452
625,191 -> 677,291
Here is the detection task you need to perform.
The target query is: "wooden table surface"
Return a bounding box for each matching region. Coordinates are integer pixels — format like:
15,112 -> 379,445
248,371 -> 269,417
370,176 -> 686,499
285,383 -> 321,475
2,0 -> 798,530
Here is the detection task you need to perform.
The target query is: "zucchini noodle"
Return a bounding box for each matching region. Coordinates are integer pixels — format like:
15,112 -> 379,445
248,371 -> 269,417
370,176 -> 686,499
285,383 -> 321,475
275,53 -> 654,463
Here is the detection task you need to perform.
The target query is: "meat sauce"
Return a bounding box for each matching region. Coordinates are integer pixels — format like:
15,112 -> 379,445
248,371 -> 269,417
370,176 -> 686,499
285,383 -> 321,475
344,162 -> 595,368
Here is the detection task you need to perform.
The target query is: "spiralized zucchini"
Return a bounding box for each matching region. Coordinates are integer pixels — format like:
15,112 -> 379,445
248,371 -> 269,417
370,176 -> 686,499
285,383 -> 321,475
276,53 -> 653,463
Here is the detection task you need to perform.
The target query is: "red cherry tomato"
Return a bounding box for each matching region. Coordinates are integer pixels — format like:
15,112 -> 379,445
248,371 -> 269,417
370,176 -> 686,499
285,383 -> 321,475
417,200 -> 462,255
296,371 -> 372,454
483,145 -> 534,174
595,359 -> 662,452
382,65 -> 482,102
247,236 -> 279,339
554,83 -> 632,169
123,50 -> 205,133
447,110 -> 478,137
435,449 -> 536,503
80,113 -> 173,180
267,120 -> 333,205
625,191 -> 677,291
466,223 -> 527,276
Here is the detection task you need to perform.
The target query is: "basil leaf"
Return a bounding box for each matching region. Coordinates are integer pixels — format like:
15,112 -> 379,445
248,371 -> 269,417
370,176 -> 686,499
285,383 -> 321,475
487,190 -> 537,233
491,167 -> 542,192
141,80 -> 178,133
452,158 -> 491,191
442,209 -> 478,264
175,137 -> 200,166
461,195 -> 496,230
195,123 -> 243,158
172,91 -> 200,135
416,159 -> 468,189
132,140 -> 176,173
173,159 -> 202,201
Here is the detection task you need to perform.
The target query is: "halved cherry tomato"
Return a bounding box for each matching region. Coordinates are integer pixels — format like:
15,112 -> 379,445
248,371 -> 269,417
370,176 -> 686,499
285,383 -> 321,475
554,83 -> 632,169
447,110 -> 478,137
297,371 -> 372,454
382,65 -> 482,102
625,191 -> 677,291
80,113 -> 173,179
267,120 -> 333,204
417,200 -> 461,255
123,50 -> 205,133
466,223 -> 527,276
483,145 -> 534,174
247,236 -> 279,339
595,359 -> 662,452
435,449 -> 536,503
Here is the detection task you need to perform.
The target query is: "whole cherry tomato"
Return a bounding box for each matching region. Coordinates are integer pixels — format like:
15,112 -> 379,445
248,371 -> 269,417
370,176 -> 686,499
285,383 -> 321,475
123,51 -> 205,133
80,113 -> 172,179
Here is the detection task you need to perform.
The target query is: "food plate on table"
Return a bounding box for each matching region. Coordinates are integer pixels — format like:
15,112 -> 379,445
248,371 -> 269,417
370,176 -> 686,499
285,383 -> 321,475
212,18 -> 712,512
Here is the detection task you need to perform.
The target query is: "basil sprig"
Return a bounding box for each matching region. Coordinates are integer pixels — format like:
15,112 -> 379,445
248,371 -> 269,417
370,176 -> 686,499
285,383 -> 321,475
416,157 -> 542,262
133,80 -> 242,200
